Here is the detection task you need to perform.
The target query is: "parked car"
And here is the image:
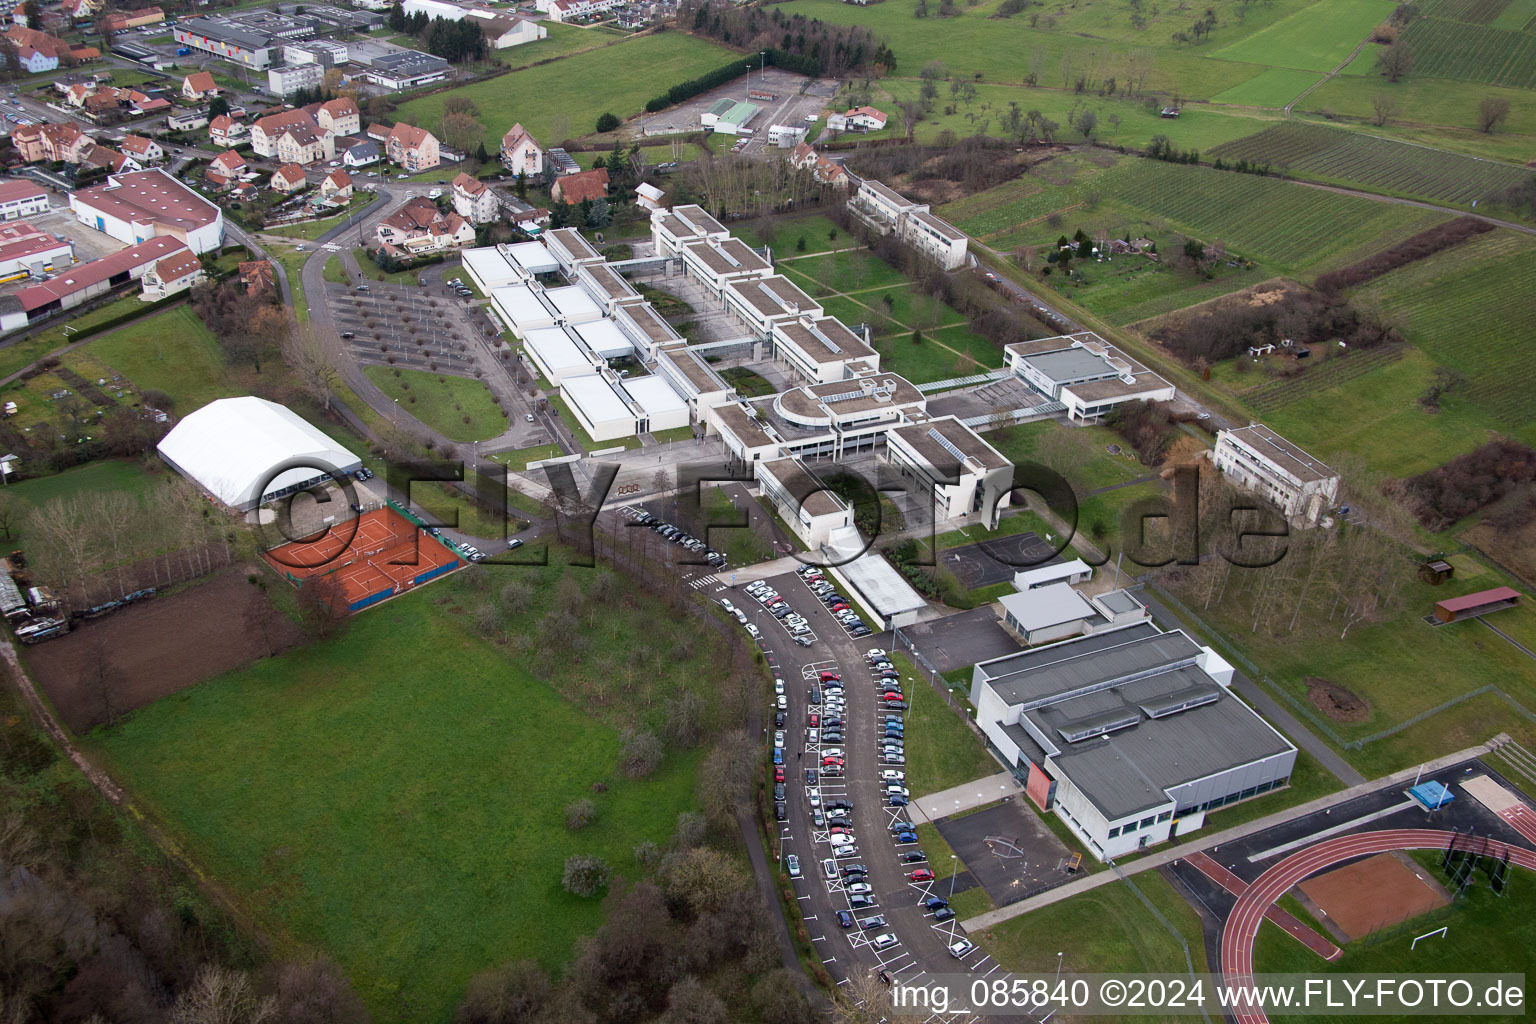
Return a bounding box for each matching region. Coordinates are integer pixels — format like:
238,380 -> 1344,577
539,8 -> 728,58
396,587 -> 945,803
900,850 -> 926,863
894,831 -> 919,844
934,907 -> 956,922
858,915 -> 887,931
836,910 -> 854,928
786,854 -> 801,878
871,933 -> 900,952
910,868 -> 935,882
949,939 -> 975,959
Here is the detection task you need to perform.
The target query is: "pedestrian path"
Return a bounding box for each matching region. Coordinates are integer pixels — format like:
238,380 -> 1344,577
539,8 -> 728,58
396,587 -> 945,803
912,772 -> 1025,826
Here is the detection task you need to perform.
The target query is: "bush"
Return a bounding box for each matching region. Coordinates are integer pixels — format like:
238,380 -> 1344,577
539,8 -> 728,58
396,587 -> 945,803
562,854 -> 611,897
595,112 -> 620,132
565,798 -> 597,831
618,729 -> 663,779
1388,439 -> 1536,530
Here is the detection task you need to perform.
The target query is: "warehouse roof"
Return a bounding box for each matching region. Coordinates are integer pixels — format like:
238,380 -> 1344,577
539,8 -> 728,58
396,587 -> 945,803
561,372 -> 632,426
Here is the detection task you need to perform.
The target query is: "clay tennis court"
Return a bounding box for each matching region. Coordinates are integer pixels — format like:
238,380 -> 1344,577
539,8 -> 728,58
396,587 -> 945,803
1299,853 -> 1450,940
263,508 -> 461,610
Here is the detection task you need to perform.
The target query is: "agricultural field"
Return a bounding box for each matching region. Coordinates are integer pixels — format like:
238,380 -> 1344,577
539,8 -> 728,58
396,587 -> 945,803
1301,73 -> 1536,163
396,32 -> 734,150
94,567 -> 715,1023
1354,229 -> 1536,437
1398,15 -> 1536,88
1210,67 -> 1323,106
1209,122 -> 1531,206
1211,0 -> 1395,71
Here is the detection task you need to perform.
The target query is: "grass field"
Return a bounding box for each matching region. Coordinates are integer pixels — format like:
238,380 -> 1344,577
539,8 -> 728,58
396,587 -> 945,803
888,653 -> 999,797
733,214 -> 846,256
323,255 -> 349,285
974,870 -> 1209,1009
5,459 -> 160,524
986,421 -> 1150,493
870,325 -> 1004,385
396,32 -> 734,151
362,366 -> 508,443
718,366 -> 776,398
1211,67 -> 1324,106
94,568 -> 712,1023
85,306 -> 231,413
1209,121 -> 1531,206
487,442 -> 564,471
1211,0 -> 1393,70
1254,853 -> 1534,1023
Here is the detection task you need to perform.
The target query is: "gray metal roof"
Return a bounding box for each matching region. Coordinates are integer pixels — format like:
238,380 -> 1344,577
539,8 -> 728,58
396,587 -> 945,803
1020,347 -> 1118,385
981,626 -> 1198,708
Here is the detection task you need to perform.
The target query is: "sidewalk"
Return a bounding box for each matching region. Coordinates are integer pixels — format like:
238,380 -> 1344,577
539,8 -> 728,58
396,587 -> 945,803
911,771 -> 1024,826
961,737 -> 1498,931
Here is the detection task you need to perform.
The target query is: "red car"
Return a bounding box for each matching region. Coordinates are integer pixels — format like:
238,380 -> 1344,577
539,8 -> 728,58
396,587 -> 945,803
809,713 -> 820,727
774,766 -> 785,782
819,671 -> 841,682
830,603 -> 849,612
822,756 -> 845,767
910,868 -> 935,882
882,691 -> 903,702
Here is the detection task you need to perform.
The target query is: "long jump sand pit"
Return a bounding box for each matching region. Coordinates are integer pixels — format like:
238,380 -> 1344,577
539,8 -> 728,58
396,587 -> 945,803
1299,853 -> 1451,940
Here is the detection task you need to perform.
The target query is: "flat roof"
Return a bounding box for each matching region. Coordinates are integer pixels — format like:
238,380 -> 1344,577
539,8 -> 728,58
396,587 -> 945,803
774,374 -> 924,422
908,208 -> 967,242
1436,587 -> 1522,613
1221,424 -> 1336,485
728,275 -> 820,319
671,204 -> 726,236
1021,347 -> 1118,385
657,346 -> 728,395
544,284 -> 601,319
505,240 -> 558,274
615,302 -> 681,348
622,374 -> 688,418
712,401 -> 778,450
522,326 -> 589,375
491,282 -> 554,326
461,246 -> 523,288
545,227 -> 600,263
571,317 -> 632,358
759,457 -> 846,518
775,316 -> 875,365
977,624 -> 1187,706
1015,559 -> 1091,589
561,372 -> 632,426
999,583 -> 1096,631
1095,589 -> 1145,616
860,179 -> 916,209
579,262 -> 639,302
824,524 -> 927,620
683,236 -> 770,277
887,416 -> 1011,474
72,168 -> 220,235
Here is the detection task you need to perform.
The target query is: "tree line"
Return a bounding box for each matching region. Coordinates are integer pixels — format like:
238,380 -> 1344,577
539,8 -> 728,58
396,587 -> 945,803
385,3 -> 487,63
1149,283 -> 1402,365
679,0 -> 896,77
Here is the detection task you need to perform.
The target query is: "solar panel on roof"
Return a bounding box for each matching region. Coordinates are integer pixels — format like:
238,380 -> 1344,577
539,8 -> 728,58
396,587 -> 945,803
807,322 -> 842,354
820,389 -> 862,403
927,427 -> 965,462
756,280 -> 793,312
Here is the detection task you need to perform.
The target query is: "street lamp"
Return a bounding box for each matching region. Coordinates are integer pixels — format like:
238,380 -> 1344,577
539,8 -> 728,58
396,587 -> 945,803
760,50 -> 767,80
948,854 -> 958,900
1055,951 -> 1063,982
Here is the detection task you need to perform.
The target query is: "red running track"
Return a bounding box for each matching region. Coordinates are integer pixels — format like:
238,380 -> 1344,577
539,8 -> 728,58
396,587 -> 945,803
1219,828 -> 1536,1024
1184,851 -> 1341,960
1498,804 -> 1536,847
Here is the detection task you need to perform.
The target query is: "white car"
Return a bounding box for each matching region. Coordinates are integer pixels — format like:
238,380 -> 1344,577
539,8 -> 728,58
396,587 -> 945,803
777,694 -> 787,710
847,882 -> 873,895
949,939 -> 975,959
866,648 -> 887,659
720,599 -> 737,613
806,729 -> 818,744
872,933 -> 900,952
834,845 -> 860,859
786,854 -> 801,878
774,679 -> 785,695
734,610 -> 748,625
881,770 -> 906,782
774,730 -> 785,747
745,623 -> 761,639
807,789 -> 821,808
823,858 -> 838,879
427,187 -> 443,199
821,748 -> 843,759
887,786 -> 909,798
829,833 -> 855,847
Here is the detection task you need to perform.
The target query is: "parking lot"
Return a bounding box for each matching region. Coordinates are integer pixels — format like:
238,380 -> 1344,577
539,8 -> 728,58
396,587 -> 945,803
631,67 -> 841,158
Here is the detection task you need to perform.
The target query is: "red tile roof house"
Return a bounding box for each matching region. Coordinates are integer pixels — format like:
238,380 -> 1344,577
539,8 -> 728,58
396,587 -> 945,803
270,163 -> 308,193
551,166 -> 608,204
119,135 -> 162,164
375,197 -> 474,256
385,122 -> 440,173
208,114 -> 247,148
139,247 -> 204,300
319,168 -> 353,201
182,71 -> 218,102
205,150 -> 247,187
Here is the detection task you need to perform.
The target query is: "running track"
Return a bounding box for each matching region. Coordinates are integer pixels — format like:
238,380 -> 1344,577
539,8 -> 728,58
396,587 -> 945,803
1219,829 -> 1536,1024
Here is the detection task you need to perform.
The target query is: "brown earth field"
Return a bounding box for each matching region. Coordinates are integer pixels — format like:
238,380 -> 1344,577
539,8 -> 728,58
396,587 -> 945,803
24,568 -> 304,733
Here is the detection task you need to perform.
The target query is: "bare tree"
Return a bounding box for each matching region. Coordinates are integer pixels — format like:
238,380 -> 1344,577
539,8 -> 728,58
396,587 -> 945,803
1370,92 -> 1400,126
1477,95 -> 1511,133
285,327 -> 341,412
1376,40 -> 1415,82
170,964 -> 277,1024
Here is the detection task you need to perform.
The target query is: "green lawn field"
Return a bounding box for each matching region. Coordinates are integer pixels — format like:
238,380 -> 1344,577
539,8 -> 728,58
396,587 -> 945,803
85,306 -> 232,413
362,366 -> 509,442
396,32 -> 734,150
1211,0 -> 1394,70
888,653 -> 999,797
94,567 -> 715,1023
5,459 -> 159,513
1211,67 -> 1324,106
733,213 -> 846,256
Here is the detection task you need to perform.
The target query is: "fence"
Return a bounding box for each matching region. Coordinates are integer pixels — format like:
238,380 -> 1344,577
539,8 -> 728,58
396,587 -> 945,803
1108,862 -> 1215,1024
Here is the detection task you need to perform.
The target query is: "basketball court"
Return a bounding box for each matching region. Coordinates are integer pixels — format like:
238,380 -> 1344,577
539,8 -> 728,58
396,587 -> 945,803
263,507 -> 462,610
1298,853 -> 1450,940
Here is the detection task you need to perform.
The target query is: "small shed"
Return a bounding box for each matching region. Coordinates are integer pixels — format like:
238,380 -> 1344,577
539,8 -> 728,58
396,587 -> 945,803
1419,559 -> 1455,586
1432,586 -> 1521,624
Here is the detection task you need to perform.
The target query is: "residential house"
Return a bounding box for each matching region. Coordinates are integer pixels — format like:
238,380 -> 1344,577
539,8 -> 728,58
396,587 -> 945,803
842,106 -> 887,131
385,122 -> 440,172
102,6 -> 164,32
208,114 -> 248,147
250,108 -> 322,159
239,259 -> 275,294
182,71 -> 219,102
319,168 -> 353,201
6,25 -> 97,66
551,166 -> 607,204
126,90 -> 171,117
18,123 -> 94,164
275,121 -> 335,166
205,149 -> 248,186
547,0 -> 623,21
78,143 -> 138,174
270,163 -> 308,193
119,135 -> 163,165
450,172 -> 498,224
16,45 -> 57,73
790,142 -> 849,190
342,139 -> 380,167
167,111 -> 210,132
499,122 -> 543,176
635,182 -> 665,212
315,97 -> 360,138
366,123 -> 391,142
1212,424 -> 1340,527
375,196 -> 474,255
139,247 -> 204,300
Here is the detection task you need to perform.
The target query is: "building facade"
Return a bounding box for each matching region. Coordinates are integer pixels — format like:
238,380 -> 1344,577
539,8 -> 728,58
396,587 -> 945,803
1213,424 -> 1340,526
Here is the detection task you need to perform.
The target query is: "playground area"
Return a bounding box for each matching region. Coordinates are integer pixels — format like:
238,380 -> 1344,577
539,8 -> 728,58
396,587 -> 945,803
263,507 -> 462,611
941,531 -> 1062,590
1298,853 -> 1451,941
